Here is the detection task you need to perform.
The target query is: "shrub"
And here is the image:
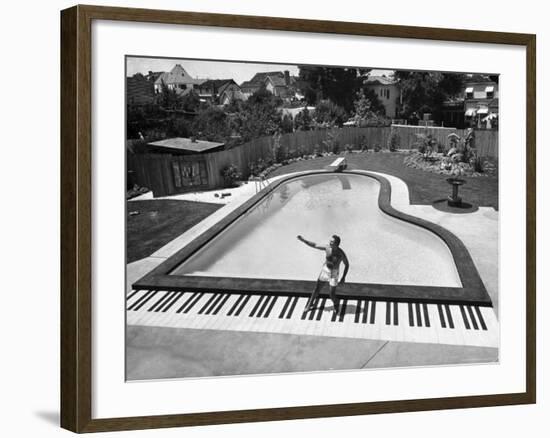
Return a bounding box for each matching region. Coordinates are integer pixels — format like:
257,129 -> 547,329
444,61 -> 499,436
220,164 -> 241,187
323,130 -> 340,154
387,131 -> 400,152
358,135 -> 369,152
312,144 -> 323,157
472,156 -> 484,173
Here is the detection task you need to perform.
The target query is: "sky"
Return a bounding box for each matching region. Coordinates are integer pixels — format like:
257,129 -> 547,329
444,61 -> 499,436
126,56 -> 392,84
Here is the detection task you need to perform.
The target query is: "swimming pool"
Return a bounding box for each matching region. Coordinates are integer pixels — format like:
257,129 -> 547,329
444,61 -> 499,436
134,171 -> 491,305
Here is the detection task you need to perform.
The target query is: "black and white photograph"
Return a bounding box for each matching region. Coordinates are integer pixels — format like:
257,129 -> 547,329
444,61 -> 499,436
125,56 -> 500,381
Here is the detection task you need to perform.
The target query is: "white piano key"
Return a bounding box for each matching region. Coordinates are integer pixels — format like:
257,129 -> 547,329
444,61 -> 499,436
478,306 -> 499,348
231,295 -> 264,333
208,294 -> 240,331
426,304 -> 442,344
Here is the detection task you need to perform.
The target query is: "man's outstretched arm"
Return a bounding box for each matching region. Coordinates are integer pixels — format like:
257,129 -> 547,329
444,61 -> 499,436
297,235 -> 325,250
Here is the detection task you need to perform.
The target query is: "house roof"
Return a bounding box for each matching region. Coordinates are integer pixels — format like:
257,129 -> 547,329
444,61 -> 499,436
249,71 -> 284,83
148,137 -> 225,153
265,74 -> 287,87
199,79 -> 236,91
154,64 -> 202,86
365,75 -> 396,86
240,80 -> 260,89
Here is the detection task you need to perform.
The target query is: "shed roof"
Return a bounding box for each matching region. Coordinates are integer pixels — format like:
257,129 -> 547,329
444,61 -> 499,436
148,137 -> 225,153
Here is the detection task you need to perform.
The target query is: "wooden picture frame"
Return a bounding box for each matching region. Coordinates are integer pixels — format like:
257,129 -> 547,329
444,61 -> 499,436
61,4 -> 536,433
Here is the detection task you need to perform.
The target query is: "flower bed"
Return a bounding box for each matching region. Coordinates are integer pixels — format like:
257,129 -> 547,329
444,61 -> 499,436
404,151 -> 497,177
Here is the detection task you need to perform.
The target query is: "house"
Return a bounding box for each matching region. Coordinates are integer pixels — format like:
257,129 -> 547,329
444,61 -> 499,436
198,79 -> 245,104
153,64 -> 204,95
442,77 -> 499,129
126,73 -> 155,106
240,71 -> 284,96
463,79 -> 499,129
240,70 -> 298,100
264,72 -> 293,98
363,75 -> 401,118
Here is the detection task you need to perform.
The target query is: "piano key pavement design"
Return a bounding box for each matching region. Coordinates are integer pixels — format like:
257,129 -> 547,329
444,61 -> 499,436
127,290 -> 499,348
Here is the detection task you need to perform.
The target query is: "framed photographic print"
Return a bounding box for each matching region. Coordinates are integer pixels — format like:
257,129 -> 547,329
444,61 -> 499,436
60,4 -> 536,433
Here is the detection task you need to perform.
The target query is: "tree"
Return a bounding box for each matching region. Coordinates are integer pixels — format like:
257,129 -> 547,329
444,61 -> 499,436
192,106 -> 231,142
298,66 -> 371,111
294,108 -> 313,131
235,86 -> 282,141
179,90 -> 200,113
158,80 -> 182,110
313,100 -> 347,127
393,71 -> 465,123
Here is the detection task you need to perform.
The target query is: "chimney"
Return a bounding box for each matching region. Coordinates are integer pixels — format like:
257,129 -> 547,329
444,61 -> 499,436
284,70 -> 290,86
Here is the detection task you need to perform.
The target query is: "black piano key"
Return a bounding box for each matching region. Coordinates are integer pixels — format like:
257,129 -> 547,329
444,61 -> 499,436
133,291 -> 158,311
408,302 -> 414,327
422,303 -> 430,327
234,295 -> 251,316
437,304 -> 446,328
198,294 -> 218,315
385,301 -> 391,325
128,290 -> 155,311
474,307 -> 488,331
154,291 -> 178,312
393,302 -> 399,326
354,300 -> 362,323
126,290 -> 139,301
316,298 -> 326,321
286,296 -> 299,319
362,301 -> 370,324
308,302 -> 317,320
278,296 -> 292,319
249,295 -> 266,317
338,299 -> 348,322
148,292 -> 173,312
183,293 -> 204,314
176,292 -> 198,313
212,293 -> 231,315
256,295 -> 272,318
444,304 -> 455,329
467,306 -> 479,330
263,296 -> 278,318
227,294 -> 245,316
300,307 -> 311,320
370,301 -> 376,324
161,292 -> 184,312
331,304 -> 339,322
459,305 -> 471,330
204,293 -> 225,315
415,303 -> 423,327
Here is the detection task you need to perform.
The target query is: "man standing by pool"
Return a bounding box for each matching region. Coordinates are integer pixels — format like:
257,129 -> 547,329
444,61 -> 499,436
297,234 -> 349,314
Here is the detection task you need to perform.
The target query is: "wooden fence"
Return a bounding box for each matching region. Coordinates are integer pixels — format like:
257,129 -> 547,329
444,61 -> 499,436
128,125 -> 498,196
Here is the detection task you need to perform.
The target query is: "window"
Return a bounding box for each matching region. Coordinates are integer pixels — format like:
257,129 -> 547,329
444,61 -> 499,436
465,87 -> 474,99
485,85 -> 495,99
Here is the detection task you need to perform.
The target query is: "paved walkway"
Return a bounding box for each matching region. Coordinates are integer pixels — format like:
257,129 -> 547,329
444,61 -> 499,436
126,169 -> 499,380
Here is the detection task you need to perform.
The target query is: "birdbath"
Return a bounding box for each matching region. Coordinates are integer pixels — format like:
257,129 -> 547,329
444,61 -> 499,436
446,177 -> 466,207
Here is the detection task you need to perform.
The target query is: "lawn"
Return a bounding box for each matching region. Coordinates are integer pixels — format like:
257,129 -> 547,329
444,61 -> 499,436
268,151 -> 499,210
127,199 -> 222,263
